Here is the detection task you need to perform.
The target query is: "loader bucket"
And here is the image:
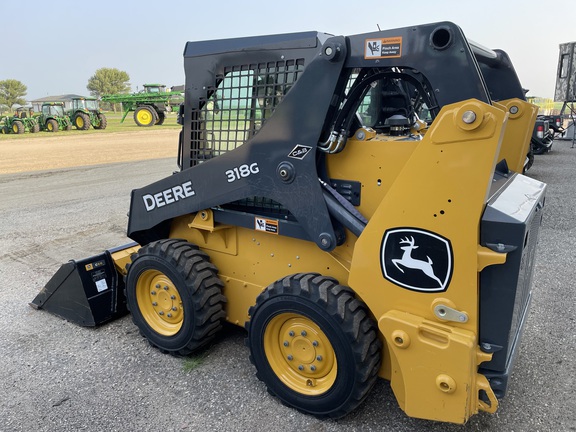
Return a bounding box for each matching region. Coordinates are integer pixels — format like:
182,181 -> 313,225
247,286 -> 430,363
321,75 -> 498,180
30,243 -> 138,326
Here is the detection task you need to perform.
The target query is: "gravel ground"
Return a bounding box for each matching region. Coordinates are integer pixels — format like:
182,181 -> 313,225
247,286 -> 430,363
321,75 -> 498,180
0,136 -> 574,432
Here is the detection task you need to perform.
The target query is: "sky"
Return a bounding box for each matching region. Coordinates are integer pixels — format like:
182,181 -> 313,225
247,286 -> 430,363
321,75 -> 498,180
1,0 -> 573,101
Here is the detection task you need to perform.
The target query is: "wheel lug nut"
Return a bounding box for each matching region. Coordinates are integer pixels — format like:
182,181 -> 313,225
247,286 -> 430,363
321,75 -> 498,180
159,311 -> 164,315
167,313 -> 172,318
283,341 -> 289,347
316,355 -> 322,361
171,295 -> 176,300
155,284 -> 160,289
310,365 -> 316,372
287,355 -> 293,361
163,286 -> 169,290
298,365 -> 304,371
312,340 -> 318,347
289,331 -> 295,337
152,302 -> 158,306
301,330 -> 307,336
151,291 -> 156,296
172,307 -> 177,311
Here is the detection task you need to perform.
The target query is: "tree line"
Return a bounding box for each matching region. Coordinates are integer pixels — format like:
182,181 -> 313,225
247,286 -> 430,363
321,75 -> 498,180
0,68 -> 130,114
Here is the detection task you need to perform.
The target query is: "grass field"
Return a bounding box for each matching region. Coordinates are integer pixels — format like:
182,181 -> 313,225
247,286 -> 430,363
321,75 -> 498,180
0,111 -> 181,140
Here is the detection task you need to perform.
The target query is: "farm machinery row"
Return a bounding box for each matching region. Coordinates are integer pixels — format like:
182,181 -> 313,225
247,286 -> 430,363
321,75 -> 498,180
0,97 -> 108,135
1,103 -> 72,134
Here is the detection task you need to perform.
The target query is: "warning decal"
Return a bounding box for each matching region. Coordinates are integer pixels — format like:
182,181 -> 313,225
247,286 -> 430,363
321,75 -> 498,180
255,217 -> 279,234
364,37 -> 402,59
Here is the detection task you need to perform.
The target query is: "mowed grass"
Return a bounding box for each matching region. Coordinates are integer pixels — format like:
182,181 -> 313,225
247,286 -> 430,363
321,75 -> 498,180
0,111 -> 181,140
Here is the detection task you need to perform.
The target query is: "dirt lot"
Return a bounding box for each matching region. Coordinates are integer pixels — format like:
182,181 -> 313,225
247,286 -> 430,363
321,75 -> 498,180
0,132 -> 575,431
0,129 -> 179,174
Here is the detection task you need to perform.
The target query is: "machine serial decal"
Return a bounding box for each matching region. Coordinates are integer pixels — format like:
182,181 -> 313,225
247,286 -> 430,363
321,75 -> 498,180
255,217 -> 279,234
225,163 -> 260,183
288,144 -> 312,160
380,228 -> 453,292
143,181 -> 195,211
364,36 -> 402,59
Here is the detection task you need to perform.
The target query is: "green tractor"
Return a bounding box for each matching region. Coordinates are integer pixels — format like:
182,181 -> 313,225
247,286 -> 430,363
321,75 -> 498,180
68,97 -> 107,130
0,107 -> 40,134
35,102 -> 72,132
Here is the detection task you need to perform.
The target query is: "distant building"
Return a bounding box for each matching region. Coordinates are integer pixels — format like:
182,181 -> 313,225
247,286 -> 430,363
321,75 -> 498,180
30,94 -> 87,112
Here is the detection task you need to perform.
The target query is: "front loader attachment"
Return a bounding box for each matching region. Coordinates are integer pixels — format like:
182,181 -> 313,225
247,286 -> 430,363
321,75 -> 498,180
30,243 -> 139,326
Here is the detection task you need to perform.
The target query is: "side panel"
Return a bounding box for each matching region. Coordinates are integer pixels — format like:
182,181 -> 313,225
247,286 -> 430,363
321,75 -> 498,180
346,100 -> 507,422
554,42 -> 576,102
479,174 -> 546,397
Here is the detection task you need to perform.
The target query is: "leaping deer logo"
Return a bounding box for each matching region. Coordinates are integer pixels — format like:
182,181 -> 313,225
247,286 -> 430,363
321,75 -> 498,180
392,236 -> 443,287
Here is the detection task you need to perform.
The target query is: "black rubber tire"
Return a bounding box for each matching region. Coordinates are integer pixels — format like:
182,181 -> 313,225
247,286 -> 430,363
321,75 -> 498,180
155,111 -> 165,125
246,273 -> 381,419
74,112 -> 90,130
125,239 -> 226,356
12,120 -> 24,134
46,119 -> 59,132
1,126 -> 9,134
134,106 -> 156,127
30,122 -> 40,133
95,113 -> 107,130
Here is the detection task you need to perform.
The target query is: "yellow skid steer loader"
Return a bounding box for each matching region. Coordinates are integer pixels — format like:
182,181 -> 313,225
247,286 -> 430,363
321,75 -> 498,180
32,22 -> 546,424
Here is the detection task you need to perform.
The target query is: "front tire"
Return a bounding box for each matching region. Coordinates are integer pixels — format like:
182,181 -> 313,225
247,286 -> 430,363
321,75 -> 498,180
125,239 -> 226,356
46,119 -> 59,132
95,113 -> 107,129
246,273 -> 381,419
12,120 -> 24,134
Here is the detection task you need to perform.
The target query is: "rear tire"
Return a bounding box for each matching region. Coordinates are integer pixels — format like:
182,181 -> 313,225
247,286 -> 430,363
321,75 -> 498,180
156,111 -> 165,125
246,273 -> 381,419
30,122 -> 40,133
134,106 -> 156,127
125,239 -> 227,356
74,113 -> 90,130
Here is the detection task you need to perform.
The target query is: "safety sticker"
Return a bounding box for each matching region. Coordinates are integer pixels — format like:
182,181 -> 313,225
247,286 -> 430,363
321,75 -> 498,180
255,217 -> 279,234
364,37 -> 402,59
95,278 -> 109,293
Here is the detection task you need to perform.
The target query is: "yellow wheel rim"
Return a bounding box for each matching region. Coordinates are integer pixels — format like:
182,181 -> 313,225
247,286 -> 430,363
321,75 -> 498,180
135,269 -> 184,336
12,124 -> 18,133
136,109 -> 153,125
264,313 -> 337,395
76,116 -> 84,128
47,123 -> 53,131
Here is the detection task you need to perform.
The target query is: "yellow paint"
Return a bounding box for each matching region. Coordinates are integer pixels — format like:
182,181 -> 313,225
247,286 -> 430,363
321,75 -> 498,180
110,245 -> 140,275
263,312 -> 337,395
493,99 -> 538,173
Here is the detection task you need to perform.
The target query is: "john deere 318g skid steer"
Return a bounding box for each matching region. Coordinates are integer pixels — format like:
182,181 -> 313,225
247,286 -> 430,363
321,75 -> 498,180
32,21 -> 546,424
